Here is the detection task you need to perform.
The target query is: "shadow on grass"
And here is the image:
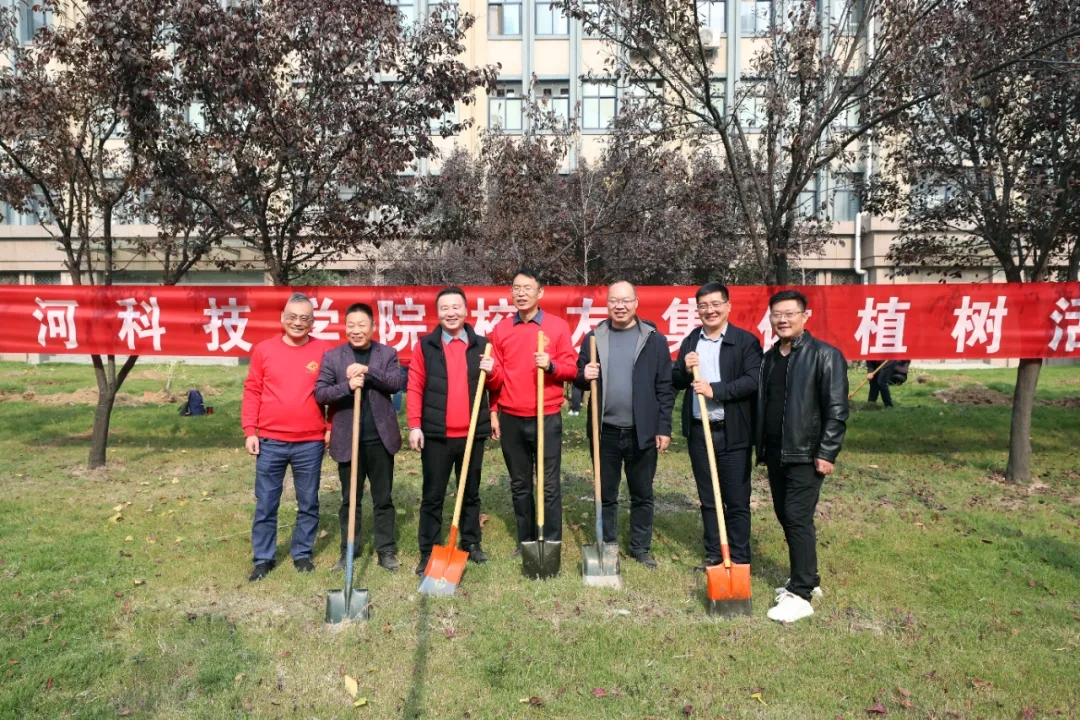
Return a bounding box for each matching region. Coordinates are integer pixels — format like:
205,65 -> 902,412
402,594 -> 432,719
983,521 -> 1080,582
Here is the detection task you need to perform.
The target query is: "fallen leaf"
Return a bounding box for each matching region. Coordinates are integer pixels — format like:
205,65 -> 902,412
234,673 -> 245,682
7,660 -> 18,666
383,622 -> 391,634
479,513 -> 488,528
592,688 -> 607,698
46,677 -> 53,690
971,679 -> 992,689
114,504 -> 124,512
866,703 -> 887,715
318,530 -> 329,539
682,705 -> 693,716
1011,609 -> 1023,616
118,712 -> 132,717
345,675 -> 358,698
139,481 -> 149,486
896,687 -> 910,698
133,579 -> 145,586
1021,706 -> 1036,720
172,478 -> 179,483
868,464 -> 879,469
946,712 -> 960,719
114,592 -> 124,598
124,536 -> 133,542
108,514 -> 123,524
1072,614 -> 1080,621
899,699 -> 912,709
278,651 -> 291,658
353,698 -> 367,707
751,692 -> 768,706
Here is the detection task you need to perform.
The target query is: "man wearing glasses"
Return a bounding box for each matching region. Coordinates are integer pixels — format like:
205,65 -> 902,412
671,283 -> 763,573
488,268 -> 578,556
758,289 -> 848,623
574,281 -> 675,568
315,303 -> 405,574
242,293 -> 331,582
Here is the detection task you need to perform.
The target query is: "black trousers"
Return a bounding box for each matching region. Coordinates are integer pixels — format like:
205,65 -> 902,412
687,422 -> 752,564
417,436 -> 485,555
765,449 -> 824,601
595,425 -> 657,555
499,411 -> 562,542
337,440 -> 396,555
868,362 -> 894,407
570,384 -> 583,412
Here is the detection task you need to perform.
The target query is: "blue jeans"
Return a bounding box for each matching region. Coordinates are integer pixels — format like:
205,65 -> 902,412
252,439 -> 324,564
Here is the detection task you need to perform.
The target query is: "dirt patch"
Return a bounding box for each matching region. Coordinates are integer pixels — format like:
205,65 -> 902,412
34,388 -> 101,405
932,385 -> 1011,406
1044,396 -> 1080,409
131,369 -> 167,381
915,374 -> 935,384
15,388 -> 182,407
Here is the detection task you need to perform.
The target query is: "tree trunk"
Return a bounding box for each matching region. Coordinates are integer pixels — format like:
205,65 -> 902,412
773,249 -> 790,286
1004,358 -> 1042,483
88,354 -> 139,469
1068,237 -> 1079,282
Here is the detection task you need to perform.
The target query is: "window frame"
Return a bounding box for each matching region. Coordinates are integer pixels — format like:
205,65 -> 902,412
488,84 -> 524,132
581,80 -> 618,131
488,0 -> 523,37
534,0 -> 569,36
739,0 -> 770,36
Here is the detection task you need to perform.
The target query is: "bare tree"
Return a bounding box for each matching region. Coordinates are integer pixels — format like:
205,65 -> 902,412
876,0 -> 1080,483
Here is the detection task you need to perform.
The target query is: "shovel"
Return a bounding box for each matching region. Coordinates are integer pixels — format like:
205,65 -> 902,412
849,359 -> 891,399
693,367 -> 752,617
521,331 -> 561,579
418,345 -> 492,596
582,336 -> 622,589
325,387 -> 371,624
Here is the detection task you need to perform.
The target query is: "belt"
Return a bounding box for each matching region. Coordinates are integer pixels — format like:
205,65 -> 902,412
601,423 -> 635,433
691,418 -> 725,430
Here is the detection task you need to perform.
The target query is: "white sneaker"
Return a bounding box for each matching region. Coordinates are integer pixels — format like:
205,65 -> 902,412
774,580 -> 823,599
767,592 -> 814,623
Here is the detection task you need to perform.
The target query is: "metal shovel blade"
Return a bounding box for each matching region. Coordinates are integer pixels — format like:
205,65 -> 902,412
705,562 -> 752,617
417,544 -> 468,597
521,539 -> 561,579
582,542 -> 622,589
325,588 -> 371,623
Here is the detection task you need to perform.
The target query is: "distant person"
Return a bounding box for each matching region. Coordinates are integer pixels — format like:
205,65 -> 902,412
865,360 -> 894,408
315,303 -> 404,573
671,282 -> 762,572
407,287 -> 502,575
575,281 -> 675,568
242,293 -> 330,582
757,290 -> 848,623
488,268 -> 578,556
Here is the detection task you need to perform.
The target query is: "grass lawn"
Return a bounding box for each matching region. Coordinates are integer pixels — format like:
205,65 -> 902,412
1,360 -> 1079,719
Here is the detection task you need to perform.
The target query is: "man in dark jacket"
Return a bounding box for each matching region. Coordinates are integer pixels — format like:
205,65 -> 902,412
757,289 -> 848,623
574,281 -> 675,568
315,303 -> 404,573
672,282 -> 763,572
407,288 -> 503,575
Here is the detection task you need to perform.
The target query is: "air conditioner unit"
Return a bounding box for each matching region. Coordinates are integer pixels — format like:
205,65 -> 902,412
699,27 -> 719,48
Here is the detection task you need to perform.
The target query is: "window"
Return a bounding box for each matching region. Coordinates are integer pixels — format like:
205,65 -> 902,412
186,102 -> 207,132
537,83 -> 571,123
17,0 -> 53,44
581,0 -> 600,36
736,81 -> 767,129
796,178 -> 819,218
535,1 -> 568,35
693,79 -> 726,124
2,196 -> 49,225
488,0 -> 522,36
581,82 -> 617,130
623,80 -> 664,129
397,0 -> 417,26
698,0 -> 726,34
835,0 -> 863,36
0,273 -> 19,285
33,272 -> 61,285
914,174 -> 961,209
838,99 -> 860,129
739,0 -> 770,35
431,103 -> 459,133
831,172 -> 861,221
488,85 -> 523,131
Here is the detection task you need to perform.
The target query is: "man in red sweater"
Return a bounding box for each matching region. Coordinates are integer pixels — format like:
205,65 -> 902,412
489,269 -> 577,554
407,287 -> 503,575
242,293 -> 329,582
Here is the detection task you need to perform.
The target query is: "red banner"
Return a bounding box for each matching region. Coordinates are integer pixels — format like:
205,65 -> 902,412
1,283 -> 1078,361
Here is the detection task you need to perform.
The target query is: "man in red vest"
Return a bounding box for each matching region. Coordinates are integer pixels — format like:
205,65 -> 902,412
407,287 -> 503,575
488,269 -> 578,555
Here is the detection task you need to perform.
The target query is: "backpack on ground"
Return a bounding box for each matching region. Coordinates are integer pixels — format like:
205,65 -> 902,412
889,360 -> 911,386
179,389 -> 206,416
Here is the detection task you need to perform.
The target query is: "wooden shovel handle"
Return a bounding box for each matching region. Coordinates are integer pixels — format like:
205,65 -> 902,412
692,366 -> 730,568
449,345 -> 492,534
849,359 -> 892,399
536,331 -> 545,539
347,387 -> 361,547
589,337 -> 601,501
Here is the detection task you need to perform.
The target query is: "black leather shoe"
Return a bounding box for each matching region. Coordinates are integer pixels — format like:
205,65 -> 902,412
632,552 -> 658,569
416,554 -> 430,576
693,558 -> 722,572
293,558 -> 315,573
464,544 -> 489,564
377,551 -> 400,572
248,561 -> 275,582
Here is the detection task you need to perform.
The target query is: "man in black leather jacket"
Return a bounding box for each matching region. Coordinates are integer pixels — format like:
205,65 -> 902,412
757,289 -> 849,623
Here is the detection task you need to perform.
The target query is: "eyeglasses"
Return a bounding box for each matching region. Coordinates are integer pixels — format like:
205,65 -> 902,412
696,301 -> 729,311
769,311 -> 805,320
283,313 -> 313,324
607,297 -> 637,306
512,285 -> 537,295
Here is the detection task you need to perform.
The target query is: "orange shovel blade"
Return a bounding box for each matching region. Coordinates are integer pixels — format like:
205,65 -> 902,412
424,543 -> 468,586
706,562 -> 752,602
